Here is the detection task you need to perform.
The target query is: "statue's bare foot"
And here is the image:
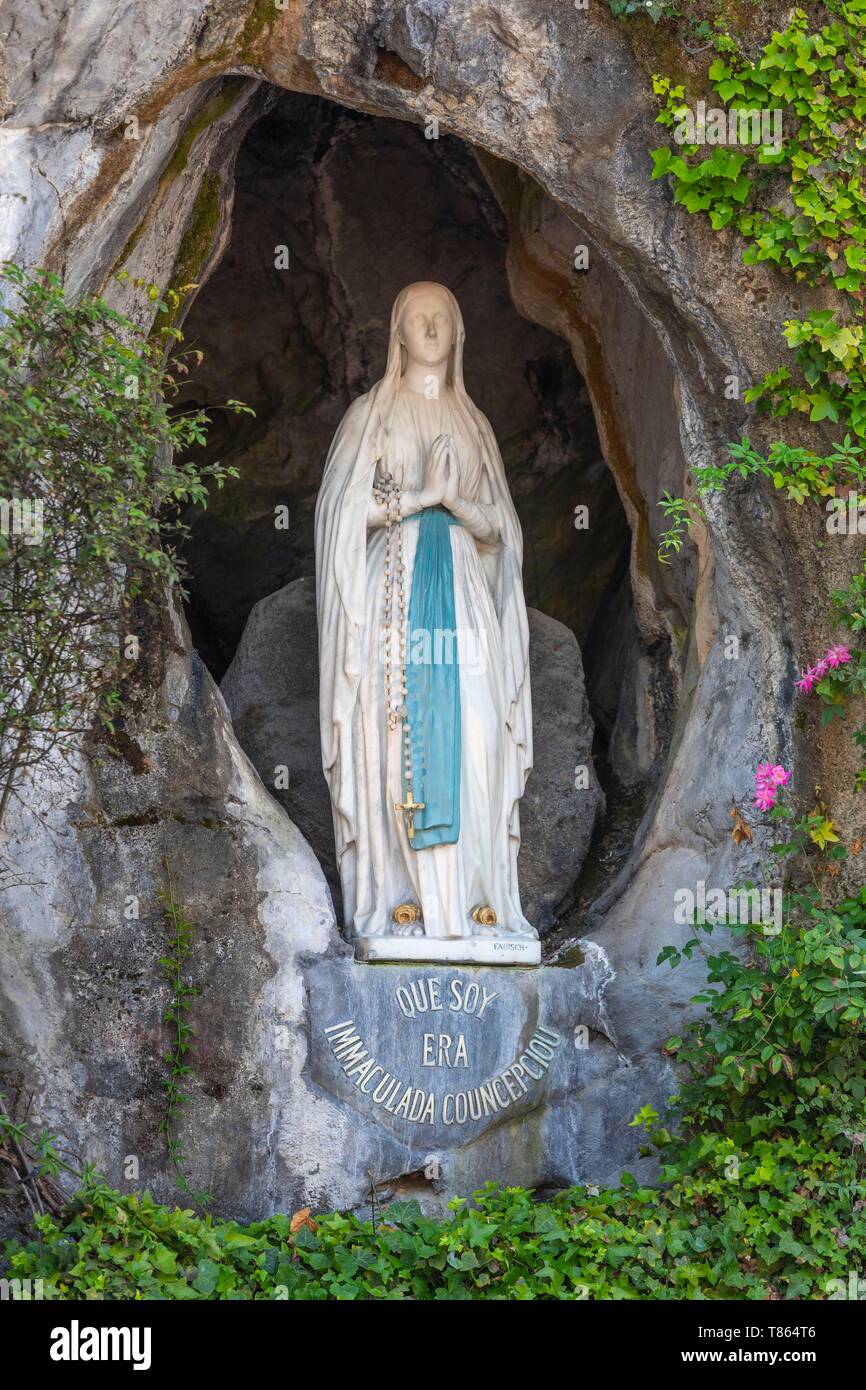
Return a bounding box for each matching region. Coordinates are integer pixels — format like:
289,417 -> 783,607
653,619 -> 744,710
392,903 -> 423,936
392,920 -> 425,937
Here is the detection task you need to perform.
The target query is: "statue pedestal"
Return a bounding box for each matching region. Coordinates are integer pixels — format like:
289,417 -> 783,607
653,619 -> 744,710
354,934 -> 541,966
302,950 -> 668,1210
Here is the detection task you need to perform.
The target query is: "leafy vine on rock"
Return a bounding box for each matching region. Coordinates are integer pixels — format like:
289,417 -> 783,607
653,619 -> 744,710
646,3 -> 866,787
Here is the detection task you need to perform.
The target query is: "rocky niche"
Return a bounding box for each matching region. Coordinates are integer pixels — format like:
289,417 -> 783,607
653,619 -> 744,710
178,93 -> 631,692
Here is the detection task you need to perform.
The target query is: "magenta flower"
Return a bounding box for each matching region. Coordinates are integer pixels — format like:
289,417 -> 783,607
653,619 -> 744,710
797,660 -> 828,692
755,785 -> 776,812
824,644 -> 851,668
797,645 -> 852,691
754,761 -> 791,813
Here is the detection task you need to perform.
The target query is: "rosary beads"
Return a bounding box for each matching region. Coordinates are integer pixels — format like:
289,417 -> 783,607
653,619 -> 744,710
374,470 -> 414,796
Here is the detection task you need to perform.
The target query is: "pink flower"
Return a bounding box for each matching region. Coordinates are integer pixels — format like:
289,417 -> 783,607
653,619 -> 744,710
824,644 -> 851,668
754,761 -> 791,813
797,645 -> 852,691
797,662 -> 826,693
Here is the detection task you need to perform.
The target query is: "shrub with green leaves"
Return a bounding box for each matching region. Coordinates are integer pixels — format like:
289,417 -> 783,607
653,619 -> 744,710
3,1140 -> 863,1299
656,886 -> 866,1152
657,433 -> 866,562
0,263 -> 247,826
746,311 -> 866,435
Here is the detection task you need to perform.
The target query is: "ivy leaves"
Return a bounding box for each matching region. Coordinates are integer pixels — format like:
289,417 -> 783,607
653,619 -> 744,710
5,1152 -> 865,1300
651,4 -> 866,295
747,311 -> 866,436
652,143 -> 751,225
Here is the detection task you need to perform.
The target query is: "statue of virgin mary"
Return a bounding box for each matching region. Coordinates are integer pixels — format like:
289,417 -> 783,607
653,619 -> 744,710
315,282 -> 540,964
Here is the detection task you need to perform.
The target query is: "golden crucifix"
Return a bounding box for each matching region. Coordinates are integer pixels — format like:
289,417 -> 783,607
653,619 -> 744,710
395,789 -> 425,841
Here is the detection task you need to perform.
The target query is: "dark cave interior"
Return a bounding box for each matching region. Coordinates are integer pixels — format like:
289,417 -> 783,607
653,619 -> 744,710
177,91 -> 632,732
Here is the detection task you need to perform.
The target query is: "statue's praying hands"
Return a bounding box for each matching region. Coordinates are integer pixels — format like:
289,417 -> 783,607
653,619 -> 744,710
420,432 -> 459,510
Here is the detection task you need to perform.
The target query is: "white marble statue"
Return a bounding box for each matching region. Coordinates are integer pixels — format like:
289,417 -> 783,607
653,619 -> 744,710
315,282 -> 540,964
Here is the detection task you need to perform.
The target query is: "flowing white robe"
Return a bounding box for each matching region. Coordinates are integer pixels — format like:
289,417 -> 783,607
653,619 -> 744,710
315,309 -> 534,942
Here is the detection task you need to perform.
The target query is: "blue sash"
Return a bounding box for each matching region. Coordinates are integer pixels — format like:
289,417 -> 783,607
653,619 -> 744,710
402,507 -> 461,849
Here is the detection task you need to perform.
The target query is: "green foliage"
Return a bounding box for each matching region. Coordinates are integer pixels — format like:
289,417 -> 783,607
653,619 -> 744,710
653,882 -> 866,1208
657,433 -> 866,560
656,412 -> 866,775
4,1147 -> 863,1300
721,432 -> 866,502
650,3 -> 866,446
651,9 -> 866,558
634,872 -> 866,1297
658,489 -> 705,563
651,4 -> 866,294
658,889 -> 866,1132
682,432 -> 864,506
747,311 -> 866,436
0,263 -> 247,827
656,427 -> 866,781
158,861 -> 210,1211
650,122 -> 752,233
609,0 -> 669,23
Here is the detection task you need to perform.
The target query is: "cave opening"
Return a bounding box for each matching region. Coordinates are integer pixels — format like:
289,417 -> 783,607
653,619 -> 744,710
175,87 -> 642,930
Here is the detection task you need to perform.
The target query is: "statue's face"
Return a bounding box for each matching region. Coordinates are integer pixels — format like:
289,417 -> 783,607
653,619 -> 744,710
398,291 -> 454,370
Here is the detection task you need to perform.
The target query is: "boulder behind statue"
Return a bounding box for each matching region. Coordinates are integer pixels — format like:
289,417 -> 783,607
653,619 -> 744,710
221,578 -> 603,935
